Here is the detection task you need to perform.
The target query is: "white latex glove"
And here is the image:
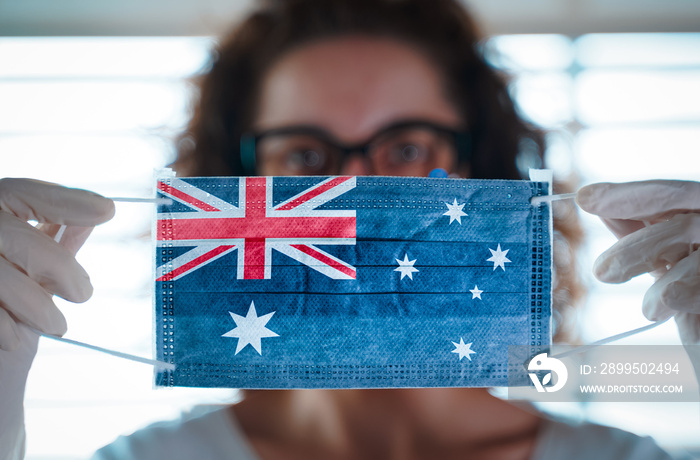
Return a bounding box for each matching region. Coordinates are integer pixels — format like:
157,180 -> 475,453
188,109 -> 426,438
0,178 -> 114,460
576,180 -> 700,374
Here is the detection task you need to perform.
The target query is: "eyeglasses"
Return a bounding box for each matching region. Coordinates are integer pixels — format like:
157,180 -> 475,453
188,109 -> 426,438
240,119 -> 471,176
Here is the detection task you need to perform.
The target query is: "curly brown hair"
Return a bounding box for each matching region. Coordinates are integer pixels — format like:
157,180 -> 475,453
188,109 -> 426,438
171,0 -> 584,342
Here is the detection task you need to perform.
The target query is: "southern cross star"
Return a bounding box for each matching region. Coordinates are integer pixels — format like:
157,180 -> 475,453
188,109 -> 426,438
394,254 -> 419,280
486,244 -> 511,271
222,301 -> 279,355
470,285 -> 483,300
443,198 -> 468,224
451,338 -> 476,361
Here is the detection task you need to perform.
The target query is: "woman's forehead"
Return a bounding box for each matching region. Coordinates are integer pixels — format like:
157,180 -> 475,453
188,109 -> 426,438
253,36 -> 462,143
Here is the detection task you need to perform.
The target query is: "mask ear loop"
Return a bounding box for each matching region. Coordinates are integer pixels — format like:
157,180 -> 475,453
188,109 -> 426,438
30,327 -> 176,371
530,192 -> 577,206
530,191 -> 672,359
550,317 -> 671,360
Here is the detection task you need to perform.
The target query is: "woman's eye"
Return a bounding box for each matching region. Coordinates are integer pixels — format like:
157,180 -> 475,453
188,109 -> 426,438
389,143 -> 428,164
286,149 -> 326,170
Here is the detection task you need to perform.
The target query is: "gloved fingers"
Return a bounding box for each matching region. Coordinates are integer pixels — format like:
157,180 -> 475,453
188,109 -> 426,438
0,178 -> 114,226
577,180 -> 700,222
0,212 -> 93,302
0,257 -> 67,337
594,213 -> 700,283
664,275 -> 700,312
598,219 -> 673,279
642,249 -> 700,321
599,217 -> 645,240
38,223 -> 95,257
0,307 -> 21,351
675,312 -> 700,347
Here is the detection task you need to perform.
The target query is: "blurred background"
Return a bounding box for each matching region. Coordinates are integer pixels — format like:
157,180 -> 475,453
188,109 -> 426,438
1,0 -> 699,458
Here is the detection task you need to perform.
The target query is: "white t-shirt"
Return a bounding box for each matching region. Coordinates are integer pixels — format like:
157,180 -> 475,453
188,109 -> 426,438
92,406 -> 681,460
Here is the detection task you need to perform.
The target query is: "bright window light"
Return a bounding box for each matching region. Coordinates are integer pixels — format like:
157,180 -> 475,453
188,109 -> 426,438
0,37 -> 214,78
576,70 -> 700,124
576,33 -> 700,68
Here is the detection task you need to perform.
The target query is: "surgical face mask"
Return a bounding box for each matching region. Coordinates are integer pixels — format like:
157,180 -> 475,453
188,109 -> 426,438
154,173 -> 552,388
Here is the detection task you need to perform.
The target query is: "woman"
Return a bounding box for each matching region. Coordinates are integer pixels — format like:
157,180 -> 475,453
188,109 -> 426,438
1,0 -> 698,458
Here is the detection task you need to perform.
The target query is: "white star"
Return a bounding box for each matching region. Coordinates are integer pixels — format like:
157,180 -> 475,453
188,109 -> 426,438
470,285 -> 483,300
222,301 -> 279,355
451,338 -> 476,361
443,198 -> 468,224
486,244 -> 511,271
394,254 -> 419,280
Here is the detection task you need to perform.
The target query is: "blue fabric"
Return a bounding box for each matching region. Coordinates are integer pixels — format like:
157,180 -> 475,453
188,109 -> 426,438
154,176 -> 552,388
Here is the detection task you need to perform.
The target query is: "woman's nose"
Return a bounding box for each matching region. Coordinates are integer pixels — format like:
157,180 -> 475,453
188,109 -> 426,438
339,153 -> 374,176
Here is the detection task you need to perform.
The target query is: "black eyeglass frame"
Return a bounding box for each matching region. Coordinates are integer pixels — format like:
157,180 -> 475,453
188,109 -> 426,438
239,119 -> 471,175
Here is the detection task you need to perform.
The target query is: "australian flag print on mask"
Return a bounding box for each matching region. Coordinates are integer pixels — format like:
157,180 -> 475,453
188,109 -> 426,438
155,175 -> 552,388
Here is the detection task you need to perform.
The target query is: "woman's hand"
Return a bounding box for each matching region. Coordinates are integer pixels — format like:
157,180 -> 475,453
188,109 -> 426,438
0,178 -> 114,459
576,180 -> 700,358
0,178 -> 115,349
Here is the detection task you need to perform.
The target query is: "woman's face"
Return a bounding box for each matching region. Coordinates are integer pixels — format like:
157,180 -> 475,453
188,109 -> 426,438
253,36 -> 466,177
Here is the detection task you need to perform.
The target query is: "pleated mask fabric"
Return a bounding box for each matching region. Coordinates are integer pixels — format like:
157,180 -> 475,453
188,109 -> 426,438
154,175 -> 552,388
